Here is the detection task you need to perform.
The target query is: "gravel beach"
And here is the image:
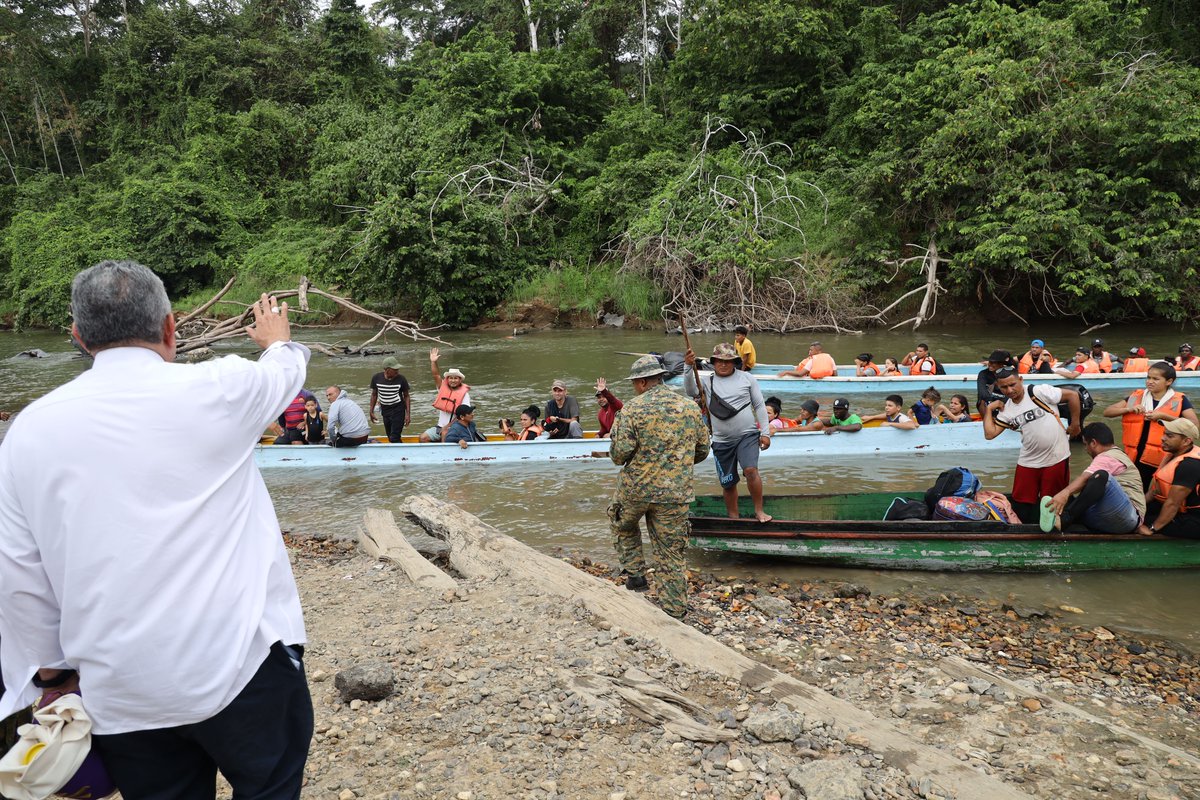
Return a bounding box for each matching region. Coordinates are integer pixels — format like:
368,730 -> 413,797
281,529 -> 1198,800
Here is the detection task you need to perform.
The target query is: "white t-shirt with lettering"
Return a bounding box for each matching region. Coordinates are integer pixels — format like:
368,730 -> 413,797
995,384 -> 1069,468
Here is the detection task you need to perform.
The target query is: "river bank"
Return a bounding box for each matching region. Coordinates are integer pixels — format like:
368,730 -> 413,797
282,504 -> 1198,800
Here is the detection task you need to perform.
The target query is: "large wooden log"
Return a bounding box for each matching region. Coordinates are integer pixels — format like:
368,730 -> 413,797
358,508 -> 457,592
399,494 -> 1033,800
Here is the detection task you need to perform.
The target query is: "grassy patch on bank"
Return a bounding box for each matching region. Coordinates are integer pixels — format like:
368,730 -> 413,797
505,262 -> 663,321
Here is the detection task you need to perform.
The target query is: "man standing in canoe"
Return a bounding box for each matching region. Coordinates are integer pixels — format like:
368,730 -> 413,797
983,367 -> 1082,524
685,343 -> 773,522
608,356 -> 710,618
369,355 -> 411,442
0,261 -> 312,798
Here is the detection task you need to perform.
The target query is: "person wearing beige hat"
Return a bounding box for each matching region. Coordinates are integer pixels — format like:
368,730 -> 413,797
420,348 -> 471,442
369,356 -> 410,442
1139,417 -> 1200,537
543,379 -> 583,439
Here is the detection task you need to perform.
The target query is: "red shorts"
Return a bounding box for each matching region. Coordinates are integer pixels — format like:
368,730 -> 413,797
1012,459 -> 1071,504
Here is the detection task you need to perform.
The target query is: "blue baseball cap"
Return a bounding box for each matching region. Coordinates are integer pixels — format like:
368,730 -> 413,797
1031,339 -> 1045,347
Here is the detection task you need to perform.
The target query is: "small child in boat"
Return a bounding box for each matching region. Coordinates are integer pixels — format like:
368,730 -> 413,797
935,394 -> 972,423
910,386 -> 941,425
299,398 -> 327,444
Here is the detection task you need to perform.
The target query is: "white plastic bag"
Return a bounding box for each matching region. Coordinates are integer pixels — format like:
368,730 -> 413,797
0,694 -> 93,800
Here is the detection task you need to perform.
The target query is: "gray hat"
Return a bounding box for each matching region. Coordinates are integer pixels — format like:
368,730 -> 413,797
627,355 -> 667,380
382,356 -> 400,369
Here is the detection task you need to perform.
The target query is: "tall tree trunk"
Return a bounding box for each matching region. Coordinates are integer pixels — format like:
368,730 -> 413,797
0,110 -> 19,185
520,0 -> 539,52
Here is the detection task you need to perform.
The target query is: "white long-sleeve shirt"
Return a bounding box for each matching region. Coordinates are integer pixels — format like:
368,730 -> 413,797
0,341 -> 310,733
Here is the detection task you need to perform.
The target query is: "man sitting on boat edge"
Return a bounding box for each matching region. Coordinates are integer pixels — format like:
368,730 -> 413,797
443,404 -> 487,449
325,385 -> 371,447
1139,418 -> 1200,538
819,398 -> 863,434
776,342 -> 837,379
1044,423 -> 1143,534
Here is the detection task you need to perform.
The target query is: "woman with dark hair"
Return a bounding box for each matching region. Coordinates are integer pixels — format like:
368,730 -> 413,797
501,405 -> 545,441
854,353 -> 881,377
1104,361 -> 1200,489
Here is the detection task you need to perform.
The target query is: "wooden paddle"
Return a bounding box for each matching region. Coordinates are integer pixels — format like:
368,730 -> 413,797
678,311 -> 712,429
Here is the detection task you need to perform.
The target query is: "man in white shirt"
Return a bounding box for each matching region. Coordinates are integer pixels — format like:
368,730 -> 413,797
0,261 -> 312,799
325,385 -> 372,447
983,367 -> 1082,524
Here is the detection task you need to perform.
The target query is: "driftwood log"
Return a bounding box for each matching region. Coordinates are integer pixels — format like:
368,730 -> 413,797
398,494 -> 1033,800
357,509 -> 458,593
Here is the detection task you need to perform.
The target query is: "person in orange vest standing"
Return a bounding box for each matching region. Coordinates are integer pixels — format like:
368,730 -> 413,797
1088,339 -> 1118,373
1138,418 -> 1200,538
776,342 -> 837,378
1103,361 -> 1200,490
1018,339 -> 1055,374
419,347 -> 471,442
1175,343 -> 1200,371
901,343 -> 938,375
1123,347 -> 1150,374
1054,347 -> 1101,377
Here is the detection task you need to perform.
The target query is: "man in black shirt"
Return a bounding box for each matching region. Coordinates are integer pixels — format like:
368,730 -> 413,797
976,349 -> 1015,415
369,357 -> 411,443
1140,418 -> 1200,538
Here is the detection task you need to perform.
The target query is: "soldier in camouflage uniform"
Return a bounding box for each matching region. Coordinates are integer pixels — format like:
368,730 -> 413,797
608,355 -> 711,618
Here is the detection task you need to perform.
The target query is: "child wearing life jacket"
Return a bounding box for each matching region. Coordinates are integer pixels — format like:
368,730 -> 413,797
882,357 -> 902,376
934,394 -> 972,423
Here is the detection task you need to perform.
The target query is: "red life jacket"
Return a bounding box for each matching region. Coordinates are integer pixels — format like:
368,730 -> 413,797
432,380 -> 470,415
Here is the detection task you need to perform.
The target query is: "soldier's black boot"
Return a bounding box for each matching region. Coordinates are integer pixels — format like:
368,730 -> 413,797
625,575 -> 649,592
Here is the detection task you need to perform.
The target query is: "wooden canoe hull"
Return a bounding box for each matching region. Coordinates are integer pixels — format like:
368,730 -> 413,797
688,493 -> 1200,572
253,421 -> 1016,468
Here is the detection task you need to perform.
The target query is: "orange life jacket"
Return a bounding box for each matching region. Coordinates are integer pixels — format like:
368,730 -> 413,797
1074,359 -> 1100,375
432,380 -> 470,415
1092,352 -> 1113,373
803,353 -> 837,379
908,356 -> 937,376
1176,355 -> 1200,371
1124,357 -> 1150,373
517,424 -> 543,441
1123,389 -> 1185,468
858,362 -> 881,376
1018,350 -> 1055,374
1152,447 -> 1200,511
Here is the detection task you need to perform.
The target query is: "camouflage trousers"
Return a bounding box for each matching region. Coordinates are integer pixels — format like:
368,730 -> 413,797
608,497 -> 690,617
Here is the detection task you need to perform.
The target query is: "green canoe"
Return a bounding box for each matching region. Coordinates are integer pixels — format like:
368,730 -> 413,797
688,492 -> 1200,572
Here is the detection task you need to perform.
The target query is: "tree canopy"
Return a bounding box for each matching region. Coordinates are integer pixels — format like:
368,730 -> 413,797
1,0 -> 1197,328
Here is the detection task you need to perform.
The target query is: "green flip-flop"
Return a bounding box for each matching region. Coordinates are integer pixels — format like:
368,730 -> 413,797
1038,496 -> 1056,533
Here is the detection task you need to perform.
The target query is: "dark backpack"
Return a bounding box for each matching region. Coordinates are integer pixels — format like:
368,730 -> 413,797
885,497 -> 930,521
924,467 -> 981,510
935,361 -> 947,375
1053,383 -> 1095,420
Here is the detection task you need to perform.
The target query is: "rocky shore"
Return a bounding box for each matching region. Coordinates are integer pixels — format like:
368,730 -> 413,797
281,528 -> 1198,800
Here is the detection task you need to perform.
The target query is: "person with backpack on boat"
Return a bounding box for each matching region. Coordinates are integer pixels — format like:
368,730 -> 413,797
901,343 -> 943,375
1044,423 -> 1144,534
1102,361 -> 1200,490
1138,417 -> 1200,538
684,343 -> 773,523
443,404 -> 487,449
983,367 -> 1082,524
420,348 -> 471,442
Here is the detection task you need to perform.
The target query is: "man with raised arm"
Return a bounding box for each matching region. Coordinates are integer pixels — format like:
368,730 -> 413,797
420,347 -> 471,442
0,260 -> 312,799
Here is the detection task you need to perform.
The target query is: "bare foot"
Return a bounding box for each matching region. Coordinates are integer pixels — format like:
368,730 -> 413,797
726,513 -> 740,520
1053,511 -> 1062,532
755,511 -> 773,523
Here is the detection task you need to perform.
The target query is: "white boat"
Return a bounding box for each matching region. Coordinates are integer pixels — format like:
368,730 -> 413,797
253,421 -> 1017,468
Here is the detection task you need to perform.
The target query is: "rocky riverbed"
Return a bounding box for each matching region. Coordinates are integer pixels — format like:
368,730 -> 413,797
280,534 -> 1198,800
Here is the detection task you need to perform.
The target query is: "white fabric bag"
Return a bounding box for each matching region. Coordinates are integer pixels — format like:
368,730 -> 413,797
0,694 -> 93,800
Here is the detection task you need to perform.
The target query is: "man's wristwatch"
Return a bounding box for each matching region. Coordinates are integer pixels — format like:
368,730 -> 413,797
1149,524 -> 1157,534
32,669 -> 77,688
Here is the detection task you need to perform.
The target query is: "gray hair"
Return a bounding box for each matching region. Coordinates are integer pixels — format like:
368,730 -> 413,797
71,260 -> 172,350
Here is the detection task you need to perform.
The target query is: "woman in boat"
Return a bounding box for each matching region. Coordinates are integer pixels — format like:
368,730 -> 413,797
794,399 -> 821,428
910,387 -> 940,425
854,353 -> 881,377
881,357 -> 902,376
501,405 -> 544,441
764,397 -> 799,431
1104,361 -> 1200,490
934,394 -> 972,423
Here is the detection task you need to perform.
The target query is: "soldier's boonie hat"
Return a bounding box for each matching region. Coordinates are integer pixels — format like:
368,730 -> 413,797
627,355 -> 667,380
382,356 -> 400,369
711,343 -> 738,361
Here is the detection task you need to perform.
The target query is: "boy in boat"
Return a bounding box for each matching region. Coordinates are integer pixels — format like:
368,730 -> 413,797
861,395 -> 919,429
733,325 -> 756,371
1044,423 -> 1144,534
983,368 -> 1082,524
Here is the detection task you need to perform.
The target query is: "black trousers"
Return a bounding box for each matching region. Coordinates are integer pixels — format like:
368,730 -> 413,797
380,404 -> 406,443
331,434 -> 369,448
91,642 -> 312,800
1145,501 -> 1200,538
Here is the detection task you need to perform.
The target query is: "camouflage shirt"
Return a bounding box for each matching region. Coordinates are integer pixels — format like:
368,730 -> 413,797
609,382 -> 710,504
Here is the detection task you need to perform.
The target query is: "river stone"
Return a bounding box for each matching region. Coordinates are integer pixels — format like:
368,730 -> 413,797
751,595 -> 793,619
786,759 -> 865,800
335,662 -> 396,701
743,708 -> 805,742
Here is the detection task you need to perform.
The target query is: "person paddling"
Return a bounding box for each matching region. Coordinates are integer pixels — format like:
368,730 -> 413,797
1103,361 -> 1200,490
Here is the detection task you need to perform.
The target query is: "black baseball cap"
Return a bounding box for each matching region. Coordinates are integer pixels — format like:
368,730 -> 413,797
833,398 -> 850,409
1092,338 -> 1104,346
454,404 -> 475,417
986,349 -> 1011,364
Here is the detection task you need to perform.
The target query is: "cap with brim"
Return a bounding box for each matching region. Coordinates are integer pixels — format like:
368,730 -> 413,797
711,343 -> 738,360
551,379 -> 567,390
1031,339 -> 1045,347
1130,347 -> 1141,355
1181,344 -> 1194,352
800,399 -> 819,414
382,356 -> 400,369
986,349 -> 1011,364
1076,347 -> 1089,355
1092,339 -> 1104,346
595,391 -> 605,397
444,368 -> 466,379
454,403 -> 475,417
832,398 -> 850,409
1161,418 -> 1199,440
627,355 -> 667,380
